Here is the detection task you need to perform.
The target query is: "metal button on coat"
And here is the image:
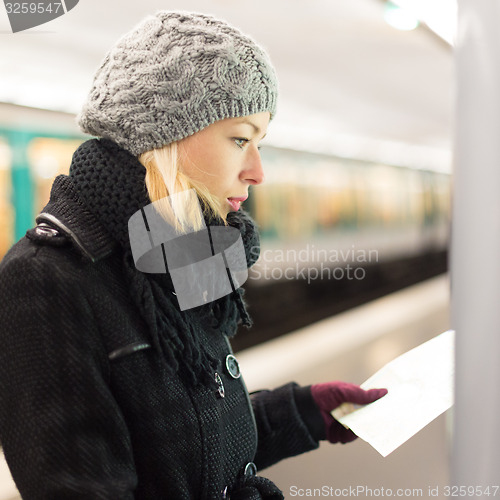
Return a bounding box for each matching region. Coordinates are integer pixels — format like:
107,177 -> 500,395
215,372 -> 225,398
225,354 -> 241,379
35,225 -> 60,237
244,461 -> 257,477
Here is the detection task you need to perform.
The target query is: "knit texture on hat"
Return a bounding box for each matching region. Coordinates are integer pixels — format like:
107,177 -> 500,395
77,11 -> 278,156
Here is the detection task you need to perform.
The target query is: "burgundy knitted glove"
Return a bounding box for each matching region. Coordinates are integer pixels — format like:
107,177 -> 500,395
310,381 -> 388,444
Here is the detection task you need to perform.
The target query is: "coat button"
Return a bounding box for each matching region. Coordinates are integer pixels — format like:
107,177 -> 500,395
225,354 -> 241,379
35,224 -> 60,237
244,461 -> 257,477
215,372 -> 225,398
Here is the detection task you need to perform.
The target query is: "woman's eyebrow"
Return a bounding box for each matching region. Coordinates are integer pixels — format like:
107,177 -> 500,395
235,118 -> 267,138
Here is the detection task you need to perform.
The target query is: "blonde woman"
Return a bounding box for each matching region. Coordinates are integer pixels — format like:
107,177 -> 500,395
0,11 -> 386,499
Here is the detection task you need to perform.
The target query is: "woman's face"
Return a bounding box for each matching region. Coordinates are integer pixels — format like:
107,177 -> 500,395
178,111 -> 270,216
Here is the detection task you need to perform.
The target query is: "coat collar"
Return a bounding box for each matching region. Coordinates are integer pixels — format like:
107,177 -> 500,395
36,174 -> 116,263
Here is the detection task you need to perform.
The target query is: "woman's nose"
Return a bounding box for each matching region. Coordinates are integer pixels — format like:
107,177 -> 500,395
241,148 -> 265,185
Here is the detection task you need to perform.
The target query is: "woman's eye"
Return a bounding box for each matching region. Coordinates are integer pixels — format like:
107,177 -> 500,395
234,138 -> 249,149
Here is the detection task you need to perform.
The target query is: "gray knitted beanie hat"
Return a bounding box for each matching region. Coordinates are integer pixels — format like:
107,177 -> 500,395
77,11 -> 278,156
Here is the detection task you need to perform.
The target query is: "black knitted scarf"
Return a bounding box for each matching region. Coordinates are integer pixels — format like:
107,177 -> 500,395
68,138 -> 260,386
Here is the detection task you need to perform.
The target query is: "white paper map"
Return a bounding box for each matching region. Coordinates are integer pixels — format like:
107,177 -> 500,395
332,330 -> 455,457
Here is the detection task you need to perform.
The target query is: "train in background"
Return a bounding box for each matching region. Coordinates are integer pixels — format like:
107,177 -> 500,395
247,145 -> 449,282
0,103 -> 83,258
0,103 -> 450,347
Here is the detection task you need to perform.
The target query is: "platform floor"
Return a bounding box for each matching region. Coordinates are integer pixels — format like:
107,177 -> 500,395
238,274 -> 451,499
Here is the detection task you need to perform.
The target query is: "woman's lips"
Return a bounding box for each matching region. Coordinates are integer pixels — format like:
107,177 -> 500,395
227,196 -> 248,211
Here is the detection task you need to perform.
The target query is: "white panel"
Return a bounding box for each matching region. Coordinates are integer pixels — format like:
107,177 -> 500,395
451,0 -> 500,485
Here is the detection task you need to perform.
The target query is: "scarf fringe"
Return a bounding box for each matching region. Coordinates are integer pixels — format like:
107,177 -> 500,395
123,250 -> 220,386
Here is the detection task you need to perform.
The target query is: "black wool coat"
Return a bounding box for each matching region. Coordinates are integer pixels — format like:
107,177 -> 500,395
0,173 -> 325,499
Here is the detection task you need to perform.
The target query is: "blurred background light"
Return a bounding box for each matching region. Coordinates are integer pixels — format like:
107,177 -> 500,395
387,0 -> 457,45
384,2 -> 419,31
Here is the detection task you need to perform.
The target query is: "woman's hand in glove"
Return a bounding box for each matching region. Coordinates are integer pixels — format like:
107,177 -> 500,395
310,381 -> 388,444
